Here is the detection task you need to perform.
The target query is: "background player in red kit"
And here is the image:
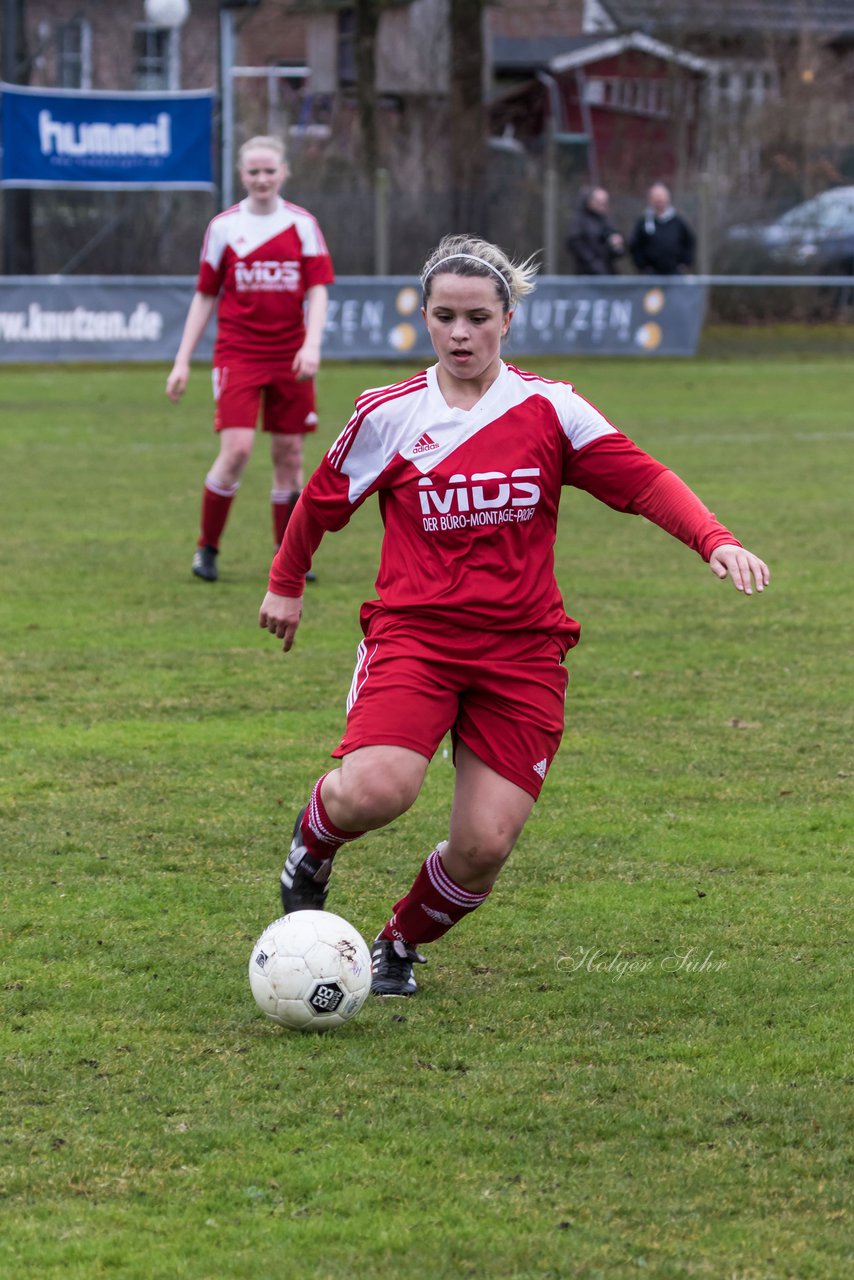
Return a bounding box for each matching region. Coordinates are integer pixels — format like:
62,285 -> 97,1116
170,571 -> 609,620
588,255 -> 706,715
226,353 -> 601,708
259,234 -> 770,998
166,136 -> 334,582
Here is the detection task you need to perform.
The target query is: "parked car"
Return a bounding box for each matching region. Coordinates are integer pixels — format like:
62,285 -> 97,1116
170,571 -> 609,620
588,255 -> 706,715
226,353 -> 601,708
718,186 -> 854,274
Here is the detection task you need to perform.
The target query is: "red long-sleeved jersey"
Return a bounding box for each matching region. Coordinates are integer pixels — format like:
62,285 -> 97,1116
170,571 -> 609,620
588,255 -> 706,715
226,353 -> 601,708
269,361 -> 737,649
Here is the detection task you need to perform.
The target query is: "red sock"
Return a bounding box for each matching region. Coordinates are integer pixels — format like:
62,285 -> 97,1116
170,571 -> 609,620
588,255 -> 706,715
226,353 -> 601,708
272,489 -> 300,549
199,475 -> 238,549
299,774 -> 365,862
381,844 -> 491,946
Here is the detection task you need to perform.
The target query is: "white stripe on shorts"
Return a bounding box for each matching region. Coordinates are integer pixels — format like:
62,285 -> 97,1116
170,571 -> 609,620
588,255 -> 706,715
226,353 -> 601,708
345,640 -> 378,714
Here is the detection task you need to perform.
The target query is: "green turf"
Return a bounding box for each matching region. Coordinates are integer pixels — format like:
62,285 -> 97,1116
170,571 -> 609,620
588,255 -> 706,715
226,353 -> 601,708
1,353 -> 851,1279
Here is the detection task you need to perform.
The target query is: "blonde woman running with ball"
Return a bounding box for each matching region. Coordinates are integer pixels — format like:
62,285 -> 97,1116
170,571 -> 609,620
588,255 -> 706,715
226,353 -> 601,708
259,234 -> 770,998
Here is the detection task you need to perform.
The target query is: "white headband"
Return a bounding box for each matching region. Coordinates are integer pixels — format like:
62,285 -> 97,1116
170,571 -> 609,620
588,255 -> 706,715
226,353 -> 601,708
422,253 -> 511,300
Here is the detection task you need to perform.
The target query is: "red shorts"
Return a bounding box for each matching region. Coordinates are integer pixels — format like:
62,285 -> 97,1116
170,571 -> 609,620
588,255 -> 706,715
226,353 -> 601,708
212,359 -> 318,435
332,610 -> 569,800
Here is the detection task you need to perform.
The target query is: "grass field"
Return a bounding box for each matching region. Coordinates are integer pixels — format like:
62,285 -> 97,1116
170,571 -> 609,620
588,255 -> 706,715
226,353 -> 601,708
1,353 -> 851,1279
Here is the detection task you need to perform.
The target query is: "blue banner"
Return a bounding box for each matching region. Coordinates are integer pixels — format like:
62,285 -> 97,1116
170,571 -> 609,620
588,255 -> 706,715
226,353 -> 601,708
0,84 -> 214,189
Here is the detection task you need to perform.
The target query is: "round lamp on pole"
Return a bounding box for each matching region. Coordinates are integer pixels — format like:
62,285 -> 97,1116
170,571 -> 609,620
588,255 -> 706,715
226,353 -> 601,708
144,0 -> 191,28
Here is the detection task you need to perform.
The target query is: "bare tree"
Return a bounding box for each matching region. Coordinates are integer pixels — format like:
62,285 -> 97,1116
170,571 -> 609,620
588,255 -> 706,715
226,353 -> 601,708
449,0 -> 486,230
353,0 -> 384,178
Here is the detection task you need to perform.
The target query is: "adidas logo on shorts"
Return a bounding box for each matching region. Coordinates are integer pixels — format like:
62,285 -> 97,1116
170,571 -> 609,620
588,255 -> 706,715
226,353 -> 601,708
533,758 -> 548,779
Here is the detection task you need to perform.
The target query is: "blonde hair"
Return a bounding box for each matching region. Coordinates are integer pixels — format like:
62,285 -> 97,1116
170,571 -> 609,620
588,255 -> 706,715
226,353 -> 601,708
420,234 -> 538,312
238,135 -> 287,168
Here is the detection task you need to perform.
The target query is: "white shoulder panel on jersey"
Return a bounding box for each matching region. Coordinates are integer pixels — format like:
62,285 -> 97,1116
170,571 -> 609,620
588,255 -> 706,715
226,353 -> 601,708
328,374 -> 431,504
283,201 -> 330,257
200,206 -> 238,268
336,414 -> 388,504
509,369 -> 617,450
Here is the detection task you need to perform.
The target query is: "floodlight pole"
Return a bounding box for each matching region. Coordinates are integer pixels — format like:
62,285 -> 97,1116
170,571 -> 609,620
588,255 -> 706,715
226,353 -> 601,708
1,0 -> 19,95
537,72 -> 561,275
220,8 -> 236,208
2,0 -> 24,273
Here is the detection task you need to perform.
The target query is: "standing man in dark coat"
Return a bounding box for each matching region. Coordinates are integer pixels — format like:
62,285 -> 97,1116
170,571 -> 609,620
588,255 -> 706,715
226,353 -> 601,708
629,182 -> 696,275
567,187 -> 625,275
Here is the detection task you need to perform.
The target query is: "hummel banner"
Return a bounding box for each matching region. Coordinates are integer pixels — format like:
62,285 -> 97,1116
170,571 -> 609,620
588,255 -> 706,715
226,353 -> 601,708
0,84 -> 215,189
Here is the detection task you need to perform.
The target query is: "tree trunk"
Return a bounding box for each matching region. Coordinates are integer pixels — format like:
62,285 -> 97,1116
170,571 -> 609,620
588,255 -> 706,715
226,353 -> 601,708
449,0 -> 486,232
354,0 -> 382,182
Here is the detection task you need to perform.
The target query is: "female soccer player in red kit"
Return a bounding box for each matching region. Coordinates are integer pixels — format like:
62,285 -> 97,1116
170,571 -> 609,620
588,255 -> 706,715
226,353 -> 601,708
259,234 -> 770,998
166,136 -> 334,582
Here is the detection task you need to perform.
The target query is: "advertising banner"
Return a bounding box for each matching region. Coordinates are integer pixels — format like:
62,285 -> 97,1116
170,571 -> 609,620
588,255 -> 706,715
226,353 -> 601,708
0,85 -> 214,189
0,277 -> 707,363
509,277 -> 706,358
0,279 -> 201,360
328,277 -> 707,360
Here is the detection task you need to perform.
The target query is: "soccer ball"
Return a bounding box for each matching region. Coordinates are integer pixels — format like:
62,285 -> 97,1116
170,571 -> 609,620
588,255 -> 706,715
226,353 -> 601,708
249,911 -> 372,1031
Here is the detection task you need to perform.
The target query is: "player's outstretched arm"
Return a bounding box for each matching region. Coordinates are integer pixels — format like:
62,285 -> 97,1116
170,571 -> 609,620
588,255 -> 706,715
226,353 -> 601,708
619,470 -> 770,597
708,544 -> 770,595
259,591 -> 303,652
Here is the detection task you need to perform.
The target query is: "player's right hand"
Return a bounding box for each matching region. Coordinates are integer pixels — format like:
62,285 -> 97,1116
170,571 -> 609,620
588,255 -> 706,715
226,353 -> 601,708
259,591 -> 303,652
166,363 -> 189,402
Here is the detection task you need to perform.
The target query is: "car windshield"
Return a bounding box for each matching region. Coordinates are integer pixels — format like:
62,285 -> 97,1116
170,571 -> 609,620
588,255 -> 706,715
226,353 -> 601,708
777,190 -> 854,233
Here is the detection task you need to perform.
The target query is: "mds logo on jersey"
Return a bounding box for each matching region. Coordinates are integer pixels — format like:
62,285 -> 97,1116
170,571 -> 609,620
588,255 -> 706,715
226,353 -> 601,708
418,469 -> 541,531
235,260 -> 301,292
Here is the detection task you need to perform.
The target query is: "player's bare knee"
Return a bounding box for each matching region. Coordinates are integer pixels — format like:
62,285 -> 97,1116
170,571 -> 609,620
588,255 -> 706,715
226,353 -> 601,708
224,443 -> 253,475
272,437 -> 301,466
338,771 -> 419,830
453,833 -> 514,878
344,786 -> 411,830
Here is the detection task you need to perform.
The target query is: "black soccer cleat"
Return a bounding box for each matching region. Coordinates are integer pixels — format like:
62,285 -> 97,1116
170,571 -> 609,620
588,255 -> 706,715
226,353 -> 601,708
370,935 -> 427,997
280,806 -> 331,912
192,545 -> 218,582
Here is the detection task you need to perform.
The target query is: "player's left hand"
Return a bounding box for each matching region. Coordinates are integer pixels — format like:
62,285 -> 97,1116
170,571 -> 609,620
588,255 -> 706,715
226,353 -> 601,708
708,544 -> 770,595
292,343 -> 320,380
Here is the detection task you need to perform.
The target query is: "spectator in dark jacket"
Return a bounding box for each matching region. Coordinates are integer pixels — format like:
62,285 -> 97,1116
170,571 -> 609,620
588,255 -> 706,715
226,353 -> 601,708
629,183 -> 696,275
567,187 -> 625,275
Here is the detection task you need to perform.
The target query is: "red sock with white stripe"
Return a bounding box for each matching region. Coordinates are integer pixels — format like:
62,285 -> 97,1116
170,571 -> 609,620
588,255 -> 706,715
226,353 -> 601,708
299,773 -> 365,864
381,843 -> 492,946
199,473 -> 239,549
272,489 -> 300,549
